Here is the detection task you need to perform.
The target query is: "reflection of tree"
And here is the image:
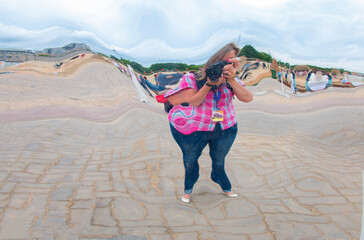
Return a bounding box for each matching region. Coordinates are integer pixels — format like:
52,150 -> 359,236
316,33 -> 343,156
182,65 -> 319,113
239,62 -> 259,81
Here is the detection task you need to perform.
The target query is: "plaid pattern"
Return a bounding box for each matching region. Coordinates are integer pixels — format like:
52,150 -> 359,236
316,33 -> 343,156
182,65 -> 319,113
165,73 -> 243,135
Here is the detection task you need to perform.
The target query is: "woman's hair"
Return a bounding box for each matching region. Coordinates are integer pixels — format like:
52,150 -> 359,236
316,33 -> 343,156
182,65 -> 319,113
196,42 -> 240,81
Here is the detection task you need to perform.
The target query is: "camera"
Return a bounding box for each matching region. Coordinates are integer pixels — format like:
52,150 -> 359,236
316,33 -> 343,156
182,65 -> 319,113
206,60 -> 232,82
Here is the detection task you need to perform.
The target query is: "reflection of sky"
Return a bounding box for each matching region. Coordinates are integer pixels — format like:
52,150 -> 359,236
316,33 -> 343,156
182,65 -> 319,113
0,0 -> 363,72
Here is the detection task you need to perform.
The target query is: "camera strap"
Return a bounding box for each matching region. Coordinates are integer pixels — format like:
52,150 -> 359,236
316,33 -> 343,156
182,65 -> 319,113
212,89 -> 221,110
212,89 -> 223,122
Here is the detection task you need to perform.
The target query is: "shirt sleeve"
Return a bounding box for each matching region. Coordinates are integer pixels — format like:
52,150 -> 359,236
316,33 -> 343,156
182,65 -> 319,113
164,73 -> 197,98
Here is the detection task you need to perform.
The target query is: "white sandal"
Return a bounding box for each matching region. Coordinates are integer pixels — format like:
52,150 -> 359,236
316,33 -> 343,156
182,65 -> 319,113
181,194 -> 191,203
222,191 -> 238,197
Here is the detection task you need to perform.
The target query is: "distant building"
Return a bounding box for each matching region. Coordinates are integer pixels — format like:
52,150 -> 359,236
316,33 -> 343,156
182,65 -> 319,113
0,43 -> 92,67
36,43 -> 90,57
0,49 -> 35,62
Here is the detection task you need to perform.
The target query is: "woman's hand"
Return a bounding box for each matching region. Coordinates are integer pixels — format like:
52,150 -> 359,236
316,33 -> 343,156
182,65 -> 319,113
227,58 -> 240,67
222,64 -> 237,83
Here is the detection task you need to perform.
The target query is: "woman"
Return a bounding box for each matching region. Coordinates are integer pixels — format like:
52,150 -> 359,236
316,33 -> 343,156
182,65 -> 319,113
288,70 -> 297,94
165,43 -> 253,203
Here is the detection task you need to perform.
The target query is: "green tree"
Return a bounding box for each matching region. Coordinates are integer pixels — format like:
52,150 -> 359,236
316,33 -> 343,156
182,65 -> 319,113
149,63 -> 189,72
187,64 -> 203,71
238,45 -> 261,59
129,61 -> 145,73
259,52 -> 272,62
110,55 -> 118,61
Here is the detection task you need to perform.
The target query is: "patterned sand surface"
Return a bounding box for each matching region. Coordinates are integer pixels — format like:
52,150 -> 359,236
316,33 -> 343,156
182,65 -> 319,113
0,57 -> 363,239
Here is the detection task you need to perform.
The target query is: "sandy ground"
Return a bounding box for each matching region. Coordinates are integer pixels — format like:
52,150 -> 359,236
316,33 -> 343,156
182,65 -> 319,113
0,55 -> 363,239
1,57 -> 362,118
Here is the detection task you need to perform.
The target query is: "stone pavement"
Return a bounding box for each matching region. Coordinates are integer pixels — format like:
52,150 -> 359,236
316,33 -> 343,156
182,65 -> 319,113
0,106 -> 363,239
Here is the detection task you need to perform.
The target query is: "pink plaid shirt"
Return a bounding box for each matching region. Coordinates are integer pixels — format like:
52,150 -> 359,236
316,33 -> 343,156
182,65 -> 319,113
165,73 -> 244,135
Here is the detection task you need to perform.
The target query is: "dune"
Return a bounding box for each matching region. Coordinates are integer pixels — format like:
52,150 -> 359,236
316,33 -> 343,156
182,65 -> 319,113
0,55 -> 363,239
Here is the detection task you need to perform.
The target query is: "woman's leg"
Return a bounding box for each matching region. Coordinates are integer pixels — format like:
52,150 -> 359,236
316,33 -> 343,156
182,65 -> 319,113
170,124 -> 209,193
208,123 -> 238,192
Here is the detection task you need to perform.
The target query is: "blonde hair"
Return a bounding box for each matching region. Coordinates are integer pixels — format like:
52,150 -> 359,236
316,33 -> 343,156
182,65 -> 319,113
196,42 -> 240,81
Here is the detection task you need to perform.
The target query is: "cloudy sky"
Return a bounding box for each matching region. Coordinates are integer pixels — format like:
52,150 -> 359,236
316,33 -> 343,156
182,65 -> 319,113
0,0 -> 363,72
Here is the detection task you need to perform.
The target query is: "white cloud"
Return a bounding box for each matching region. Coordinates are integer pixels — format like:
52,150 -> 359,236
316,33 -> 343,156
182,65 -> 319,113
236,0 -> 292,8
0,23 -> 112,53
0,0 -> 364,72
112,28 -> 243,66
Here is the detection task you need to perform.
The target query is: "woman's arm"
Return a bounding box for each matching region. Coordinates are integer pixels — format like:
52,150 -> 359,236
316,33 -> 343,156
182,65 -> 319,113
228,79 -> 253,102
167,77 -> 224,107
167,86 -> 208,107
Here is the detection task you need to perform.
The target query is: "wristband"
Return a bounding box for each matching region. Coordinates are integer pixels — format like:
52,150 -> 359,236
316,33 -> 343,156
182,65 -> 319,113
205,82 -> 213,87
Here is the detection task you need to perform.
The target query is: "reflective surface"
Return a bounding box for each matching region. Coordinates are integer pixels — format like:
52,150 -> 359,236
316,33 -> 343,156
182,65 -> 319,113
0,54 -> 363,239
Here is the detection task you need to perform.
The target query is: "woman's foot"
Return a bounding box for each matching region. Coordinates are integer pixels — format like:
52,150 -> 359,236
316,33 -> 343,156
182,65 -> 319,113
181,194 -> 191,203
222,191 -> 238,197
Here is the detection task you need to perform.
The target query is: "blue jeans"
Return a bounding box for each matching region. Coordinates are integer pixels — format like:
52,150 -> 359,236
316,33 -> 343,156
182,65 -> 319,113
170,123 -> 238,194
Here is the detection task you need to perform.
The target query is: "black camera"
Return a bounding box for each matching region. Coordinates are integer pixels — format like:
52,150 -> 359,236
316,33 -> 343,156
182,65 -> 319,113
206,60 -> 232,82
